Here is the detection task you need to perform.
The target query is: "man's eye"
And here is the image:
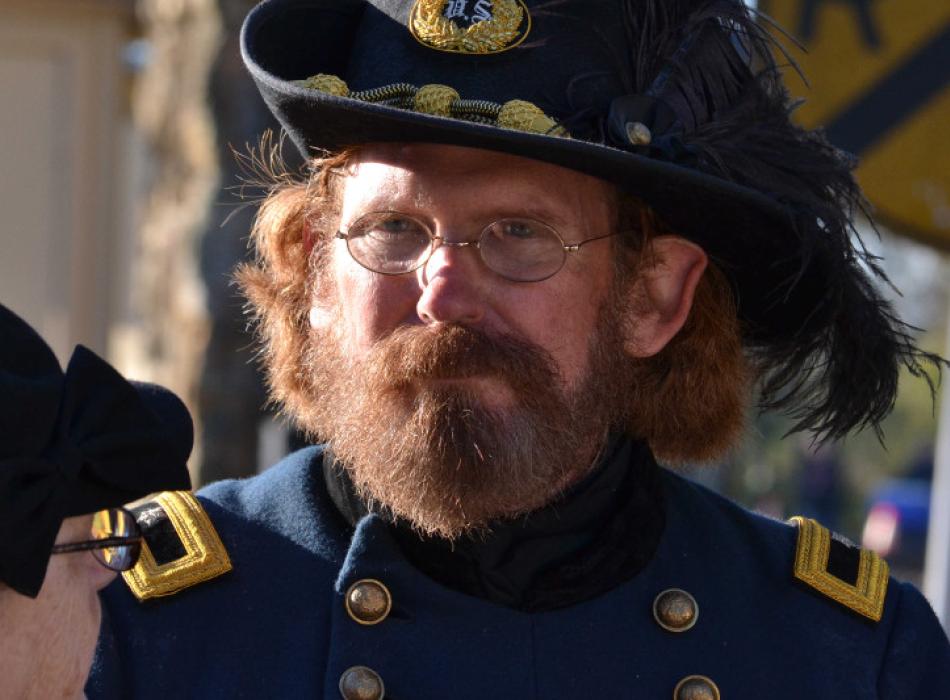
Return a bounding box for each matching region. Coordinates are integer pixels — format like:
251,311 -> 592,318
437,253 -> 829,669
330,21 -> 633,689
367,217 -> 426,239
499,220 -> 538,240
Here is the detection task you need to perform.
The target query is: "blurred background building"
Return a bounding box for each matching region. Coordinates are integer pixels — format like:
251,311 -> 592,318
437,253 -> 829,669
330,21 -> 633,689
1,0 -> 948,622
1,0 -> 280,483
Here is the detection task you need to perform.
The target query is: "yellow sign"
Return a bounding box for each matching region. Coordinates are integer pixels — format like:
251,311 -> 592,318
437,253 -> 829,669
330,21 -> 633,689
763,0 -> 950,249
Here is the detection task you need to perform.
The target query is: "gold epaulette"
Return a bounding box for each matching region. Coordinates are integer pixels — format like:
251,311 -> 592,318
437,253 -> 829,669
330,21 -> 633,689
122,491 -> 232,601
790,516 -> 889,622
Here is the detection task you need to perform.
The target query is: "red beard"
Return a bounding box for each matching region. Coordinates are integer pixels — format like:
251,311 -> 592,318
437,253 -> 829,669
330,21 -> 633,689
305,310 -> 630,539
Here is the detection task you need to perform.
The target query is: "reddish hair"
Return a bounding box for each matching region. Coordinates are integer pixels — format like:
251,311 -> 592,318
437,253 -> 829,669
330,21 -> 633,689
237,147 -> 749,464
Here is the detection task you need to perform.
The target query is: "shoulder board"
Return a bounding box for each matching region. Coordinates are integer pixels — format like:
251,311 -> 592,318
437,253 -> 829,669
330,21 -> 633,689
122,491 -> 232,601
789,516 -> 888,622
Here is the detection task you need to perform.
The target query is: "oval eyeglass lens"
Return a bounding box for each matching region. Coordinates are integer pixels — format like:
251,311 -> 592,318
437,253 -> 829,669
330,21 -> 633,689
90,508 -> 140,572
348,214 -> 431,274
481,219 -> 564,281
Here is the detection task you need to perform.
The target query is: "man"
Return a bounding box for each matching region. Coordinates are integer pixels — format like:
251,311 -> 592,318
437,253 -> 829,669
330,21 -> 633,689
87,0 -> 948,697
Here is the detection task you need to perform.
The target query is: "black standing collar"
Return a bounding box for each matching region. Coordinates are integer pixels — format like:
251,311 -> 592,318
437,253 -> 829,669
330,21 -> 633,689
323,436 -> 665,611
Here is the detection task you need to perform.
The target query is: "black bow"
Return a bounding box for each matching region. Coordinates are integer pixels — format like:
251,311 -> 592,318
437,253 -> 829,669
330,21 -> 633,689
0,305 -> 191,597
606,94 -> 699,166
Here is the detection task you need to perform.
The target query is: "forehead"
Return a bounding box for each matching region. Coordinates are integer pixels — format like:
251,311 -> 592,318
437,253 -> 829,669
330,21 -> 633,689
339,143 -> 617,220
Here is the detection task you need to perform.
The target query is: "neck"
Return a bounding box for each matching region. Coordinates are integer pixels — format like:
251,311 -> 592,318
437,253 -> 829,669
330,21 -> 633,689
324,435 -> 667,611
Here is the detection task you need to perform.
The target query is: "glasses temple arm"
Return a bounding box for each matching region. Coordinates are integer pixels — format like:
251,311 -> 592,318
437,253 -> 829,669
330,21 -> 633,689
51,535 -> 143,554
565,231 -> 620,252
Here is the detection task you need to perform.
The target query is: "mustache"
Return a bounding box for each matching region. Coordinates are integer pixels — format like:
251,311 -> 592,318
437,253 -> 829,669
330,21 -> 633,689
363,324 -> 560,395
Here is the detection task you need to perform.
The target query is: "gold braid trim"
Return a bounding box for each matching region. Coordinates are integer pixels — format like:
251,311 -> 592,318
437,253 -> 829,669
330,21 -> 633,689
122,491 -> 232,601
790,516 -> 889,622
410,0 -> 530,54
296,73 -> 568,138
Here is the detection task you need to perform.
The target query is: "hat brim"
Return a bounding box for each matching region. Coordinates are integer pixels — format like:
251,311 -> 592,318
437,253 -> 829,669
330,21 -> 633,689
242,0 -> 824,345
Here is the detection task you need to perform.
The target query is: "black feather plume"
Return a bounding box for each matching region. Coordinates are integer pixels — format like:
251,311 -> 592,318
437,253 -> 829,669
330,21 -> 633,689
579,0 -> 945,441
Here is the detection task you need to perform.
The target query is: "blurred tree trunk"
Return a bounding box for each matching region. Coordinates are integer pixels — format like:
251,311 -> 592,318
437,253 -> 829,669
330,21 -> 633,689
133,0 -> 300,485
132,0 -> 222,478
196,0 -> 284,484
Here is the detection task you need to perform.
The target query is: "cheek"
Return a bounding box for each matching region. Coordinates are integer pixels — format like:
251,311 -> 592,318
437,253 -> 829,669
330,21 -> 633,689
515,283 -> 607,387
330,250 -> 422,354
50,582 -> 102,698
15,555 -> 106,697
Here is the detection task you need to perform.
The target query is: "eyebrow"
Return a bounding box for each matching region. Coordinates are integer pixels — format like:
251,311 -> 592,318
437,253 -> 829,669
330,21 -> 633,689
346,199 -> 574,230
486,201 -> 573,227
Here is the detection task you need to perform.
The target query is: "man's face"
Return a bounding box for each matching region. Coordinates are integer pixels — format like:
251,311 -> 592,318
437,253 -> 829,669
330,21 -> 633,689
327,143 -> 617,398
307,144 -> 628,537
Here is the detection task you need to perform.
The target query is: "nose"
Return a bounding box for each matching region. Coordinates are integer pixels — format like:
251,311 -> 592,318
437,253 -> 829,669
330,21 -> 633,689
416,239 -> 487,326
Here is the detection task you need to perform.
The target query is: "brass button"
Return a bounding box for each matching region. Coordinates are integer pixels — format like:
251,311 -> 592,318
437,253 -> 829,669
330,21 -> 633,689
625,120 -> 652,145
653,588 -> 699,633
345,579 -> 392,625
339,665 -> 385,700
673,675 -> 720,700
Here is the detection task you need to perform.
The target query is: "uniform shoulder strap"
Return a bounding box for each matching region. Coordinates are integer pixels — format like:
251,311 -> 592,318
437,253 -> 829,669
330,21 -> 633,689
789,515 -> 889,622
122,490 -> 232,601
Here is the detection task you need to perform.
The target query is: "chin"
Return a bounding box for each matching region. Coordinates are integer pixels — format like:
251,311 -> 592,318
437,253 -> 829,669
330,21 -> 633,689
422,376 -> 516,411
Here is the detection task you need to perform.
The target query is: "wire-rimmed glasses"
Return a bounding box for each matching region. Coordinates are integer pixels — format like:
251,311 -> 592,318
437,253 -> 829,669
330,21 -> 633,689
336,211 -> 617,283
50,507 -> 142,572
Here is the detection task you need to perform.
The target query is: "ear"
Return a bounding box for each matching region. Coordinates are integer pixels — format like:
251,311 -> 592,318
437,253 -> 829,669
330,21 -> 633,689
623,236 -> 708,358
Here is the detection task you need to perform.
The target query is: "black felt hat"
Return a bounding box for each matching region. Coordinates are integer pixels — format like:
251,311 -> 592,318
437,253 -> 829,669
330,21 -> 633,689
241,0 -> 940,438
0,304 -> 193,597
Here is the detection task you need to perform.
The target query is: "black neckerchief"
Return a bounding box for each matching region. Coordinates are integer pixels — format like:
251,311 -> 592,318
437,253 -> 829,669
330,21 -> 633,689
323,437 -> 666,612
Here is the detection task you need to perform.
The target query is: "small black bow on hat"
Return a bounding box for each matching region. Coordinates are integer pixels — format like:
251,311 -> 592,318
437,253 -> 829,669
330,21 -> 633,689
0,304 -> 192,598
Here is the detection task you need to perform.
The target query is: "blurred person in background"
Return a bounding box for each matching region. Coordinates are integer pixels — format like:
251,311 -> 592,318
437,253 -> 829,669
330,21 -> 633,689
863,443 -> 936,579
797,439 -> 845,532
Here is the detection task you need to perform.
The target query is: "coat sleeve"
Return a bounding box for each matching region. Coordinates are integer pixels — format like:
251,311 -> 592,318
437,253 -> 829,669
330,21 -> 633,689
877,581 -> 950,698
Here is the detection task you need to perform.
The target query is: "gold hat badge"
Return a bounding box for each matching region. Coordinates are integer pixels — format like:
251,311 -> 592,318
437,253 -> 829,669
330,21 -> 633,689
409,0 -> 531,54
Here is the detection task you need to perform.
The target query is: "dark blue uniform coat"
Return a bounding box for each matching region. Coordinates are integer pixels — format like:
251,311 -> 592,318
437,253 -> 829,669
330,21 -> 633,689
89,446 -> 950,698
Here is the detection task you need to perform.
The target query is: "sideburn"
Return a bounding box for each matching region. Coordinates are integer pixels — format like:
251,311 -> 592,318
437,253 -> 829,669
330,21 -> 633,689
623,266 -> 749,464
